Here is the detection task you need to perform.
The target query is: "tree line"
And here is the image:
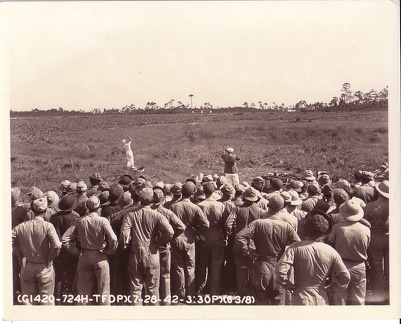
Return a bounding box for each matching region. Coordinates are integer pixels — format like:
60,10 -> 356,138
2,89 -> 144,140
10,83 -> 388,116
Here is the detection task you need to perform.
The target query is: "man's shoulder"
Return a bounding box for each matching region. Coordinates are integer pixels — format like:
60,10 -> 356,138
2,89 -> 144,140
158,205 -> 175,216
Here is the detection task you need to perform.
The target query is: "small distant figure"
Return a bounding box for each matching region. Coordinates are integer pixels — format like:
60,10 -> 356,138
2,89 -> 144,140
221,147 -> 240,186
122,135 -> 135,170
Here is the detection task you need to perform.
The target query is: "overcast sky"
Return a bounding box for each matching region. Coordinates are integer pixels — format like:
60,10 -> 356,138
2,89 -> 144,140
1,1 -> 399,111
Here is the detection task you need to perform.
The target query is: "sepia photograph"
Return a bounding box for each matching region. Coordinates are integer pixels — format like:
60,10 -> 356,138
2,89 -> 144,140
1,0 -> 400,321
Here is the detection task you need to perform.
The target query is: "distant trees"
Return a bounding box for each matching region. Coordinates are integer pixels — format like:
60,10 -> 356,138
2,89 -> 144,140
11,82 -> 388,116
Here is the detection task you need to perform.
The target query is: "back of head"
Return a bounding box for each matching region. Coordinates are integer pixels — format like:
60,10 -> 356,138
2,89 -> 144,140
280,191 -> 292,206
203,182 -> 215,196
360,171 -> 374,184
286,180 -> 302,193
170,182 -> 183,197
130,184 -> 142,203
28,187 -> 44,201
76,181 -> 88,193
153,186 -> 166,206
216,175 -> 228,188
242,187 -> 260,202
11,187 -> 21,205
86,195 -> 101,212
32,197 -> 48,214
98,181 -> 111,192
99,191 -> 110,206
305,210 -> 331,240
65,182 -> 77,195
307,184 -> 320,196
221,183 -> 235,199
58,194 -> 78,212
139,188 -> 154,205
181,182 -> 196,197
202,174 -> 214,183
58,180 -> 71,192
117,175 -> 133,190
251,178 -> 264,192
89,172 -> 103,184
268,194 -> 285,211
108,184 -> 124,202
333,188 -> 350,205
270,178 -> 283,192
119,191 -> 134,209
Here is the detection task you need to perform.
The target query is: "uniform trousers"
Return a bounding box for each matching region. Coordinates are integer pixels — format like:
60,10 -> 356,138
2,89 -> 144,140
196,239 -> 225,295
252,259 -> 285,305
20,262 -> 55,305
171,239 -> 196,299
159,246 -> 171,305
333,261 -> 366,305
128,245 -> 160,306
76,249 -> 110,305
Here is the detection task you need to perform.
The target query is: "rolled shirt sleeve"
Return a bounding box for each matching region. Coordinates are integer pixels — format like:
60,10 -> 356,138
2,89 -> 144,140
155,215 -> 174,246
194,208 -> 209,236
277,245 -> 296,290
235,222 -> 255,256
168,212 -> 186,238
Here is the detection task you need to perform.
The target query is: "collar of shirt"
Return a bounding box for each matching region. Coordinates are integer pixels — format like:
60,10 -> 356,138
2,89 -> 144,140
32,215 -> 45,222
205,196 -> 216,201
87,211 -> 100,218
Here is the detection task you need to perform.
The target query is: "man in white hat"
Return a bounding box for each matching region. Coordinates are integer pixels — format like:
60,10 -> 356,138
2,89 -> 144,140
221,147 -> 240,186
328,198 -> 371,305
363,180 -> 389,304
12,197 -> 62,305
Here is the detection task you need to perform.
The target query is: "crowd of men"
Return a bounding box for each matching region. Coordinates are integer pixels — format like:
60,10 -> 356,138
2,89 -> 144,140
11,153 -> 390,306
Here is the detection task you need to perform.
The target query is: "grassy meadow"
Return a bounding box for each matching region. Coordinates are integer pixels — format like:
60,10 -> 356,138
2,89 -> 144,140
10,110 -> 388,199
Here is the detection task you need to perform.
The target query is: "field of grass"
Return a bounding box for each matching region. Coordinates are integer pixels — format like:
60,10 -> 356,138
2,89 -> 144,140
10,110 -> 388,198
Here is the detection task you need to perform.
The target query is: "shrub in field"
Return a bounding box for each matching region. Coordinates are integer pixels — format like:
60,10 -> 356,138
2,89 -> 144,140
369,133 -> 381,143
374,126 -> 387,134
